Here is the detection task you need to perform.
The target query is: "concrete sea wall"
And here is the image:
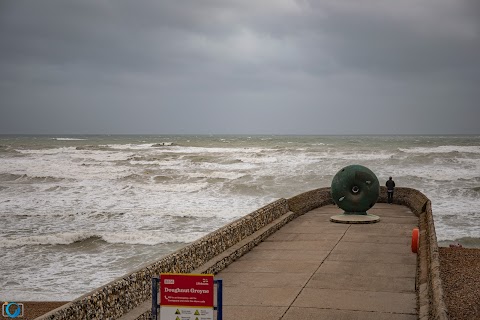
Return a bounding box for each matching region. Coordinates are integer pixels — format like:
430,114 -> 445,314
37,187 -> 447,320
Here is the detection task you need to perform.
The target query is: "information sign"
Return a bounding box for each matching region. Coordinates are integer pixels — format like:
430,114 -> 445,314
160,273 -> 214,320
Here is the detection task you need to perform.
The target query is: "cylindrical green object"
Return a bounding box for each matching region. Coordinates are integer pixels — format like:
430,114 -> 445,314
331,164 -> 380,214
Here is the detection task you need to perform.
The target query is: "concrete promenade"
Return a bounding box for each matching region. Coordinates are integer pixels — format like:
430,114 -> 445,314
216,204 -> 418,320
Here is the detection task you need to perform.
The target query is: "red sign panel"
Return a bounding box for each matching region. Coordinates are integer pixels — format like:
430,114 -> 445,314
160,273 -> 214,307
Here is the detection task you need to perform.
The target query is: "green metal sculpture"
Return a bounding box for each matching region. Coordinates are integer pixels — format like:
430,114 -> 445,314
331,164 -> 380,215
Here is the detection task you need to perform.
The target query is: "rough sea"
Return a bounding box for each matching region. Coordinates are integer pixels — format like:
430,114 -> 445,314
1,135 -> 479,301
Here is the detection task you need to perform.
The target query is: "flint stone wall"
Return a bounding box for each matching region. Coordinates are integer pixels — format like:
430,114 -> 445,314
377,186 -> 429,216
287,187 -> 334,215
37,187 -> 447,320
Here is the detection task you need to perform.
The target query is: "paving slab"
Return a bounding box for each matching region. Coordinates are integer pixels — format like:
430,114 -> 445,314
282,307 -> 416,320
368,206 -> 416,215
341,232 -> 413,244
370,216 -> 418,224
255,240 -> 337,251
348,223 -> 415,236
327,251 -> 416,264
285,219 -> 349,226
308,273 -> 414,293
220,259 -> 320,274
222,287 -> 302,306
214,203 -> 418,319
315,260 -> 416,278
222,306 -> 288,320
219,272 -> 311,288
266,232 -> 344,242
238,248 -> 330,262
272,226 -> 348,234
332,241 -> 414,254
292,288 -> 416,314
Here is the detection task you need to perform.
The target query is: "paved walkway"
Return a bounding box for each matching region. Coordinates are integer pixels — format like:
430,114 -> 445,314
215,204 -> 418,320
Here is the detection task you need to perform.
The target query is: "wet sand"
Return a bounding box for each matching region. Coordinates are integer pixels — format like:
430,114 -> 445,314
439,247 -> 480,320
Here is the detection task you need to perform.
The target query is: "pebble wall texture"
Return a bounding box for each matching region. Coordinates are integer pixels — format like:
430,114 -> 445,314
36,187 -> 448,320
287,187 -> 334,215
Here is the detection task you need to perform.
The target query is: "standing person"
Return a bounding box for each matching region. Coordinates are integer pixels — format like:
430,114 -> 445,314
386,176 -> 395,204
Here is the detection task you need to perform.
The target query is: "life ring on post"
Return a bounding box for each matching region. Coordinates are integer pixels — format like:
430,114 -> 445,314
411,228 -> 419,253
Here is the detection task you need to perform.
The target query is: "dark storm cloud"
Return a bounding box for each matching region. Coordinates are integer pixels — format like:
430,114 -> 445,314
0,0 -> 479,134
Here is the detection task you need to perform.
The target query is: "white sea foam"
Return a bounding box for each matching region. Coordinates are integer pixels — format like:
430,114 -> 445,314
157,146 -> 267,154
147,182 -> 210,193
327,152 -> 395,160
15,146 -> 78,154
197,161 -> 258,171
53,138 -> 87,141
237,156 -> 278,164
129,159 -> 188,167
188,171 -> 246,180
389,164 -> 480,181
399,145 -> 480,154
107,143 -> 158,150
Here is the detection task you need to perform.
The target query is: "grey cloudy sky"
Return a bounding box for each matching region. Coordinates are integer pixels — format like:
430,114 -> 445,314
1,0 -> 479,134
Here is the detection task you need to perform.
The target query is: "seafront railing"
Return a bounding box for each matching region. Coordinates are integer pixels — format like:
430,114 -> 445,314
36,187 -> 448,320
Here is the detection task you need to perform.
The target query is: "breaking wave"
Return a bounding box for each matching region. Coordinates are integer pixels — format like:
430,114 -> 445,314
0,173 -> 64,183
0,145 -> 22,155
53,138 -> 87,141
75,145 -> 114,151
0,173 -> 24,181
0,231 -> 207,248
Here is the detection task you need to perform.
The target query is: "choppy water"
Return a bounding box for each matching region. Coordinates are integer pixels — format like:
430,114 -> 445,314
1,135 -> 479,301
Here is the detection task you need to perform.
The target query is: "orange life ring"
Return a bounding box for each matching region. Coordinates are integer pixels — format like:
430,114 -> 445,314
411,228 -> 419,253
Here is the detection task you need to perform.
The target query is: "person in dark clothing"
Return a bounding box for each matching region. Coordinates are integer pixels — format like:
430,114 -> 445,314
386,177 -> 395,204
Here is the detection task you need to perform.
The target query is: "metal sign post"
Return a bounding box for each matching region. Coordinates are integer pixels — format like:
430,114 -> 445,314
152,276 -> 160,320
